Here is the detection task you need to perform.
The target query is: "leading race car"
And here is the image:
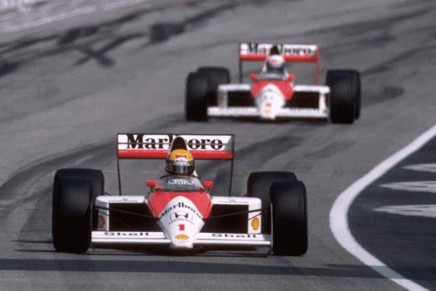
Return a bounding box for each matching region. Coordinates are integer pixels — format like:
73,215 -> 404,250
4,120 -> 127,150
52,134 -> 308,256
185,43 -> 361,123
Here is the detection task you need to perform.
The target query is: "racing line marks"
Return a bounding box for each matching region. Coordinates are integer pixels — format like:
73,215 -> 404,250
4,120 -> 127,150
330,124 -> 436,291
404,163 -> 436,173
374,205 -> 436,219
380,181 -> 436,194
375,163 -> 436,219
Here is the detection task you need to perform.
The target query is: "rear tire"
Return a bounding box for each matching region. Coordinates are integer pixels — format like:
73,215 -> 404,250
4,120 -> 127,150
327,70 -> 361,124
185,72 -> 209,121
52,177 -> 93,253
270,180 -> 308,256
247,171 -> 297,233
197,67 -> 230,106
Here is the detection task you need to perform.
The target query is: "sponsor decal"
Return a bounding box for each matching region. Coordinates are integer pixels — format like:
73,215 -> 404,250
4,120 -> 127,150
211,233 -> 258,239
168,179 -> 194,185
242,43 -> 271,54
175,154 -> 188,160
175,234 -> 189,241
241,43 -> 317,56
281,45 -> 317,56
214,198 -> 250,204
251,217 -> 260,231
104,232 -> 148,236
104,197 -> 143,203
161,201 -> 202,220
170,212 -> 192,222
122,134 -> 225,151
293,108 -> 320,113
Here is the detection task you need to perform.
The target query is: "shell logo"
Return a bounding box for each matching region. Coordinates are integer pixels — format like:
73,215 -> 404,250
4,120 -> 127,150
251,217 -> 260,231
175,234 -> 189,241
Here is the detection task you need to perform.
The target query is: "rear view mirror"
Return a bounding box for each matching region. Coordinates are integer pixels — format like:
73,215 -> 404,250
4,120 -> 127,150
146,180 -> 157,188
288,73 -> 295,82
249,73 -> 259,81
203,181 -> 214,190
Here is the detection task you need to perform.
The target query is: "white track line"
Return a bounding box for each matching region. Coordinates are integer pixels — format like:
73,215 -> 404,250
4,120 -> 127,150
330,124 -> 436,291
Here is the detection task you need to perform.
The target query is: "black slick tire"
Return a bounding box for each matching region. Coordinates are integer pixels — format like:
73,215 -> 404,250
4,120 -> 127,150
54,168 -> 104,198
270,180 -> 308,256
196,67 -> 230,106
185,72 -> 209,121
52,177 -> 93,253
327,70 -> 361,124
53,168 -> 104,230
247,171 -> 297,233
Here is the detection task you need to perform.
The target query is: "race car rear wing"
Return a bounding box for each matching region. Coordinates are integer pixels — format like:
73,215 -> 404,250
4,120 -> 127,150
117,133 -> 234,160
116,134 -> 235,195
238,43 -> 320,84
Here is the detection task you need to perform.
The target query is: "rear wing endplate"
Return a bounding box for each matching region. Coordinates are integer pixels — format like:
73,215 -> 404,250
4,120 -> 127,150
238,43 -> 320,84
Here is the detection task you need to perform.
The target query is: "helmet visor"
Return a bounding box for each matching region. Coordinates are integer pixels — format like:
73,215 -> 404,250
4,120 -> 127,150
166,160 -> 195,175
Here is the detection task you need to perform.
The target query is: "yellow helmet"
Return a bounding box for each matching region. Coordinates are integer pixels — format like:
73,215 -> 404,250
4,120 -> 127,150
165,149 -> 195,175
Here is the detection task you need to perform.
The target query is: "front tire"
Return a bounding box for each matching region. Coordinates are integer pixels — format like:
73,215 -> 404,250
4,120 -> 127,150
327,70 -> 361,124
52,177 -> 93,253
197,67 -> 230,106
247,171 -> 297,233
185,72 -> 209,121
53,168 -> 104,230
54,168 -> 104,198
270,180 -> 308,256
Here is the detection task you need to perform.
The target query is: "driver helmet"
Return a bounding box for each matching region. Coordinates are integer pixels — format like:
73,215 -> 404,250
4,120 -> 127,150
165,149 -> 195,175
265,54 -> 285,72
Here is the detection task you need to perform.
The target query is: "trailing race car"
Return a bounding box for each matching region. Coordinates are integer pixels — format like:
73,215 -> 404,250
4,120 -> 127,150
185,43 -> 361,123
52,134 -> 308,256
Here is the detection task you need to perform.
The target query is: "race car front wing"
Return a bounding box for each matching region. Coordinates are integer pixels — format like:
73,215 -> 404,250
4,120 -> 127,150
208,107 -> 328,119
211,84 -> 329,119
92,231 -> 272,247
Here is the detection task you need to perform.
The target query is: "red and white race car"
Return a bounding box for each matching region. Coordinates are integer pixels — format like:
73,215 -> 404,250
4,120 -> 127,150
185,43 -> 361,123
52,134 -> 308,255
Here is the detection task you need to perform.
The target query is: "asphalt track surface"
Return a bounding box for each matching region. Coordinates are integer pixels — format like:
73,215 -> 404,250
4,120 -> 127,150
0,0 -> 435,290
